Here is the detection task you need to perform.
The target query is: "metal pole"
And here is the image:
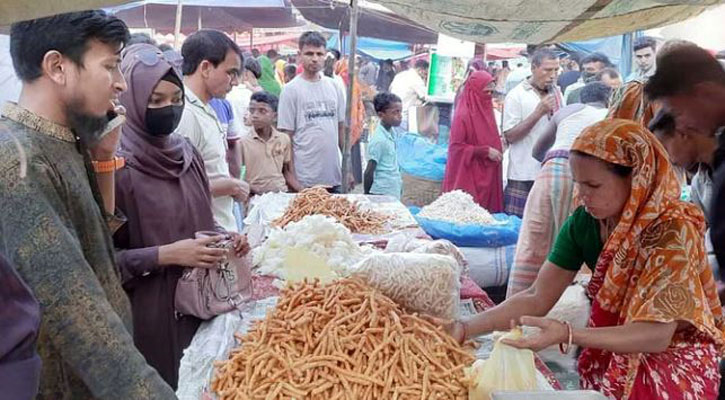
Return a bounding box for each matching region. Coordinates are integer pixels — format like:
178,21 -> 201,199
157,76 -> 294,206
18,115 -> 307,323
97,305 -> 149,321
173,0 -> 183,49
341,0 -> 359,193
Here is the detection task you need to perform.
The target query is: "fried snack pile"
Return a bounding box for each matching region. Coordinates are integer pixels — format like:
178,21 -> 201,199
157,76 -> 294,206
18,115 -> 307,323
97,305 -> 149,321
212,278 -> 474,399
272,187 -> 389,234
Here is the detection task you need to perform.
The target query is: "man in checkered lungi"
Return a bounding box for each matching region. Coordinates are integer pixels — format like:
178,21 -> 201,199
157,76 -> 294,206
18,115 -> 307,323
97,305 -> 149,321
502,48 -> 563,217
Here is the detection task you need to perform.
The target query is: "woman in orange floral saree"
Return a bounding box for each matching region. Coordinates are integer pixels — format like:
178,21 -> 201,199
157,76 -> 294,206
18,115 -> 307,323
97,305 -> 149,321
453,119 -> 725,399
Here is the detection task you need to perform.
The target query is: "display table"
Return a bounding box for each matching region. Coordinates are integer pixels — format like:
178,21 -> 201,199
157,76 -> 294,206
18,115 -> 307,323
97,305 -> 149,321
176,192 -> 560,399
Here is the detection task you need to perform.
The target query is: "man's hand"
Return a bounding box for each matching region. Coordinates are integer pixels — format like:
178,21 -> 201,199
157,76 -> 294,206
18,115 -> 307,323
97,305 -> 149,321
89,103 -> 126,161
534,95 -> 557,117
212,178 -> 250,202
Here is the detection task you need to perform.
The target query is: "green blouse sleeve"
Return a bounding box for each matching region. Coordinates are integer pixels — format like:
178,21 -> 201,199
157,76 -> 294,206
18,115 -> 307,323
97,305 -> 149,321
548,207 -> 600,271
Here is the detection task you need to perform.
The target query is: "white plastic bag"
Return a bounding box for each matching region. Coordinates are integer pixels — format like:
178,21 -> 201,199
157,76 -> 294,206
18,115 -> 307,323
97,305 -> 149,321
466,328 -> 552,400
349,253 -> 461,319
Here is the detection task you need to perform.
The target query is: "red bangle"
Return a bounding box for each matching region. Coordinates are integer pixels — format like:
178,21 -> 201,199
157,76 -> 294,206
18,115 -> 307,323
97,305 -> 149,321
558,320 -> 573,354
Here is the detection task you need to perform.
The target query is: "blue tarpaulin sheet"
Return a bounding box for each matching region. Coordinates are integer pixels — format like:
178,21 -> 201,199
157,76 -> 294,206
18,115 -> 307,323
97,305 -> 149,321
327,34 -> 412,61
396,133 -> 448,181
410,207 -> 522,248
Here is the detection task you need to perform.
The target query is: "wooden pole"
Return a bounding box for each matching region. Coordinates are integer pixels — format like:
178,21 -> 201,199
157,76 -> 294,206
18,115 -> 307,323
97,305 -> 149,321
341,0 -> 359,193
173,0 -> 183,49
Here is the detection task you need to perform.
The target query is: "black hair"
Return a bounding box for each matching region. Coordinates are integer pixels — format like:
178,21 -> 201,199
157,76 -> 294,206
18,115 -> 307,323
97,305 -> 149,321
414,59 -> 429,70
581,52 -> 612,68
634,36 -> 657,53
374,92 -> 402,113
595,67 -> 620,81
158,43 -> 173,52
128,32 -> 156,47
298,31 -> 327,50
645,44 -> 725,100
244,57 -> 262,79
531,48 -> 559,67
570,150 -> 633,177
10,10 -> 130,82
181,29 -> 242,76
526,44 -> 539,57
580,81 -> 612,106
568,52 -> 582,67
648,110 -> 677,137
250,91 -> 279,112
251,48 -> 260,56
327,49 -> 341,61
502,60 -> 509,68
284,64 -> 297,75
266,49 -> 278,59
383,59 -> 394,66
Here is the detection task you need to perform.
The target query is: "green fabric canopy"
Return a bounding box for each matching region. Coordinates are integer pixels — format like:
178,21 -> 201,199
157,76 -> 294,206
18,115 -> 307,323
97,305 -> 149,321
371,0 -> 725,43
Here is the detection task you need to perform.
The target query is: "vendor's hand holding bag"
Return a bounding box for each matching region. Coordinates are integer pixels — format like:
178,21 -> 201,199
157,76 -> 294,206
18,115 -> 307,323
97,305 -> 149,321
175,231 -> 253,320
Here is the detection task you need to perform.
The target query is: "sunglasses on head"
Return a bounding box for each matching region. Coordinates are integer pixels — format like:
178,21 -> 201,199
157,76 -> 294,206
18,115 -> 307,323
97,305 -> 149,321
133,48 -> 184,73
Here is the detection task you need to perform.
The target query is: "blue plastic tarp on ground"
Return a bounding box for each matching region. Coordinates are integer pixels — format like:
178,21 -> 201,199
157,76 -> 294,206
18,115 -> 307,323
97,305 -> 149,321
396,133 -> 448,181
409,207 -> 522,248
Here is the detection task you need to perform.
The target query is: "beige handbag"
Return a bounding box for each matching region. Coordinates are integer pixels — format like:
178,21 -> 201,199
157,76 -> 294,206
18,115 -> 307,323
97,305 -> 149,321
174,231 -> 253,320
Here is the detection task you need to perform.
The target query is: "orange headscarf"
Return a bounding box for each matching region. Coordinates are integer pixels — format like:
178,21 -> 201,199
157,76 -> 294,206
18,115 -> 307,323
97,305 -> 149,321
606,80 -> 658,127
572,119 -> 725,345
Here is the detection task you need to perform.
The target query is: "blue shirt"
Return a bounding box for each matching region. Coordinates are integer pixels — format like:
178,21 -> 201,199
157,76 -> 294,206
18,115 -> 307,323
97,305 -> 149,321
209,98 -> 242,140
367,123 -> 402,198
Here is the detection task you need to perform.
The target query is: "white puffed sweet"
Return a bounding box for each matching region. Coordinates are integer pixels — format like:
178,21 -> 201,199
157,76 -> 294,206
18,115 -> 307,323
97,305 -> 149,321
418,190 -> 498,225
252,215 -> 375,279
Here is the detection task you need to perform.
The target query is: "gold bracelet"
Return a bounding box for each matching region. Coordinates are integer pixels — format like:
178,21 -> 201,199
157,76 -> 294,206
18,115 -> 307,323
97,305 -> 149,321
558,320 -> 573,354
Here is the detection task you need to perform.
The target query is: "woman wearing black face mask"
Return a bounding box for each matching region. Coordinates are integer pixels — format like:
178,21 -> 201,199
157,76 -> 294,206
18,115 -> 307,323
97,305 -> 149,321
113,44 -> 225,388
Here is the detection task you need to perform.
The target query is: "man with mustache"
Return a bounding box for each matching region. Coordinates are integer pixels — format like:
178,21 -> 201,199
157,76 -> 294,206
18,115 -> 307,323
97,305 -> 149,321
0,10 -> 175,399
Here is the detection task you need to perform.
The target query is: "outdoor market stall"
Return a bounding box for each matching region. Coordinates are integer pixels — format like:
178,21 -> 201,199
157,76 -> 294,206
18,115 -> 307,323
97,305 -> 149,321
174,188 -> 565,399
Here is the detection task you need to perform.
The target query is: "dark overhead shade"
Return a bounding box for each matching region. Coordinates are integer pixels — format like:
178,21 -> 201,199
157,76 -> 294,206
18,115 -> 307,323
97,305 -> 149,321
291,0 -> 437,44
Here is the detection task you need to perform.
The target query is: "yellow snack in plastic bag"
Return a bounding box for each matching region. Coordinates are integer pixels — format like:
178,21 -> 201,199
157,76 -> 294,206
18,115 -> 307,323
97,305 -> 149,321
466,328 -> 538,400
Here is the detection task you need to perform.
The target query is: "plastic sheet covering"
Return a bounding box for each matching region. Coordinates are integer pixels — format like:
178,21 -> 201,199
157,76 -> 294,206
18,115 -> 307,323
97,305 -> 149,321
397,133 -> 448,181
176,297 -> 279,400
371,0 -> 720,44
412,208 -> 522,248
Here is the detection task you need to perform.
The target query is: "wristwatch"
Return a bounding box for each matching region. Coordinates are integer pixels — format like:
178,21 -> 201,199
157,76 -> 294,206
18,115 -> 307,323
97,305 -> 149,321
92,156 -> 125,173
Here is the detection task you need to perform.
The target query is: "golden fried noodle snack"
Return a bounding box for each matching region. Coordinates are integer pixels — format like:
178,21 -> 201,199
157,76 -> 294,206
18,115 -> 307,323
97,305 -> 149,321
212,278 -> 474,399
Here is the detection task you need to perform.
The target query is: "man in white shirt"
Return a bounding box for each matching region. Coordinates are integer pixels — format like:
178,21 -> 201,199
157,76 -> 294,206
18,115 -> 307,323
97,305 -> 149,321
227,56 -> 262,138
390,59 -> 429,130
502,48 -> 562,217
178,29 -> 249,232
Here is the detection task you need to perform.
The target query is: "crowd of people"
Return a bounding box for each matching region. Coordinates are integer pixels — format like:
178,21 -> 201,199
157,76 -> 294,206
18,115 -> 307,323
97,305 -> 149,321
3,6 -> 725,400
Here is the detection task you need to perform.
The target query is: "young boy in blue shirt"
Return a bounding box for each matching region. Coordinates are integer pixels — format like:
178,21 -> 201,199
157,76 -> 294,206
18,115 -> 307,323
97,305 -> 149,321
364,93 -> 403,198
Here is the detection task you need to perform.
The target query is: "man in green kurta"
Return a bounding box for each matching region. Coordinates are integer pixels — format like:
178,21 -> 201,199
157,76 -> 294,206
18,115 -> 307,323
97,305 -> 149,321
0,11 -> 175,399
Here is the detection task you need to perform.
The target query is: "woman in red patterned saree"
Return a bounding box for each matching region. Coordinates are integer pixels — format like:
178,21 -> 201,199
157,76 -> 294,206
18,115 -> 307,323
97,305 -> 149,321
451,119 -> 725,399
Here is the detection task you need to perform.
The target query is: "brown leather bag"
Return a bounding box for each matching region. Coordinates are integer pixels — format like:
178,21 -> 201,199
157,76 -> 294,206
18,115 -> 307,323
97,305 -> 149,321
174,231 -> 253,320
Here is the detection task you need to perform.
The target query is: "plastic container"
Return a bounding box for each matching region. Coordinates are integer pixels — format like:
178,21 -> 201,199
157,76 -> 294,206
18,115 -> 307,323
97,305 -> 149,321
492,390 -> 608,399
